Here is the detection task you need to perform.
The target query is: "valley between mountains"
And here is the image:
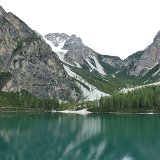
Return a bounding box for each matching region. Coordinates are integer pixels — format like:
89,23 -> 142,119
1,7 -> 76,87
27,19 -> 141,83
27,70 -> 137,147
0,5 -> 160,111
44,32 -> 160,101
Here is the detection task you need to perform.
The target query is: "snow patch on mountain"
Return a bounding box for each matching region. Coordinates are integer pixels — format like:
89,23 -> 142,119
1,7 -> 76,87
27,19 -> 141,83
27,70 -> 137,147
63,65 -> 109,101
46,37 -> 106,75
74,62 -> 81,68
45,34 -> 106,75
92,56 -> 106,75
148,81 -> 160,86
152,68 -> 160,77
79,83 -> 108,101
121,81 -> 160,93
63,65 -> 78,78
85,56 -> 106,75
85,58 -> 96,71
45,39 -> 68,54
45,39 -> 76,67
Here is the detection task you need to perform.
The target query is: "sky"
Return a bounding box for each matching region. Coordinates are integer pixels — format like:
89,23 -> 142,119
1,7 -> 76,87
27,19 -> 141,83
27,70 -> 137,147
1,0 -> 160,59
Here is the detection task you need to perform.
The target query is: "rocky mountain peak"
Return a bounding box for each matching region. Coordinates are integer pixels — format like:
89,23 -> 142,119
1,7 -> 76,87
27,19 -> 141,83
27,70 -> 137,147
45,33 -> 69,47
0,5 -> 82,102
153,30 -> 160,41
5,12 -> 33,35
45,32 -> 107,74
122,31 -> 160,77
45,30 -> 160,79
0,5 -> 6,16
45,33 -> 83,50
62,34 -> 83,50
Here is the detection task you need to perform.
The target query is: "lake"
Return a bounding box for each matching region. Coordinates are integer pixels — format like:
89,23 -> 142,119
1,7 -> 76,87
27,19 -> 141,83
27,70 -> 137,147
0,113 -> 159,160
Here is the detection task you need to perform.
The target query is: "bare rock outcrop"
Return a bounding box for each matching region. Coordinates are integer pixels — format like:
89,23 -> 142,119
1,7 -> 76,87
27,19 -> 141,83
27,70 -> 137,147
0,5 -> 81,101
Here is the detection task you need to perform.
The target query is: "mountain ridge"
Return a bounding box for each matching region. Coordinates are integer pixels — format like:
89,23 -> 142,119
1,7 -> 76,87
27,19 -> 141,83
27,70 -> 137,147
45,31 -> 160,98
1,4 -> 160,103
0,5 -> 82,102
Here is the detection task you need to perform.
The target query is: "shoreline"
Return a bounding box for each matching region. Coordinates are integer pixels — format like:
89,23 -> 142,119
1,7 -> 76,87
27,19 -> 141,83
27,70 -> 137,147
0,109 -> 160,115
52,108 -> 92,115
52,109 -> 160,115
89,111 -> 160,115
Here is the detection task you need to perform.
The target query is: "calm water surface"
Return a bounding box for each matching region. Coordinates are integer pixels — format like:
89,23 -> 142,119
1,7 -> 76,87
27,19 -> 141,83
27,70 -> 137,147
0,113 -> 160,160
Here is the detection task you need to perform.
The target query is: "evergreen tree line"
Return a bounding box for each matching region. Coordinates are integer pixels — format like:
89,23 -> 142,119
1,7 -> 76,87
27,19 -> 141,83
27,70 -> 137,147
90,85 -> 160,113
0,89 -> 59,111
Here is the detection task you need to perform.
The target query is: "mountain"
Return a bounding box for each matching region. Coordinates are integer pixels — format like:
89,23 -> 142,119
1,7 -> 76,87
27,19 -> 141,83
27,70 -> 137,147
45,33 -> 129,100
45,31 -> 160,97
0,5 -> 82,102
45,33 -> 129,99
45,33 -> 107,75
45,33 -> 126,75
138,31 -> 160,77
1,4 -> 160,103
121,31 -> 160,80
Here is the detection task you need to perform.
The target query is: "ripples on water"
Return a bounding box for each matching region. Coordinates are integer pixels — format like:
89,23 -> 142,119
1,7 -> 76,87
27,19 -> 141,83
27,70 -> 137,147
0,113 -> 159,160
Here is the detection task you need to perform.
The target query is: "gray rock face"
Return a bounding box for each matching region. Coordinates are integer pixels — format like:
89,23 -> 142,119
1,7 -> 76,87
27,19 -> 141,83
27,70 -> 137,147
0,5 -> 81,101
65,45 -> 97,66
100,55 -> 123,68
63,35 -> 98,68
45,30 -> 160,79
45,33 -> 69,47
0,5 -> 6,16
125,31 -> 160,76
45,33 -> 99,66
45,32 -> 125,75
62,34 -> 83,50
100,31 -> 160,77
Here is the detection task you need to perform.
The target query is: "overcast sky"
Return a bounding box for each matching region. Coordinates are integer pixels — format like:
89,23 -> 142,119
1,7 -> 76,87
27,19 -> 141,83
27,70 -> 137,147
1,0 -> 160,59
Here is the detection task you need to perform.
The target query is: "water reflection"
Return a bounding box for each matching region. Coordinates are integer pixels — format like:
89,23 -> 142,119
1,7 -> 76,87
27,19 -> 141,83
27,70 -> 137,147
0,113 -> 159,160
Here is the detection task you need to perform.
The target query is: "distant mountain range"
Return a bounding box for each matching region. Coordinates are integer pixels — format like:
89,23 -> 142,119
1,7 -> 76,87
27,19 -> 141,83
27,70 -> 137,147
45,32 -> 160,78
0,5 -> 160,102
44,31 -> 160,100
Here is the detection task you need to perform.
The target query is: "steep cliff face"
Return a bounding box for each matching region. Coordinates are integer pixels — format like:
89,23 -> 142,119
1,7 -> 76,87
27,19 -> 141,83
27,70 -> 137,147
99,55 -> 123,68
124,31 -> 160,77
0,6 -> 81,101
45,33 -> 126,76
45,31 -> 160,91
45,33 -> 97,67
45,33 -> 109,100
45,33 -> 120,75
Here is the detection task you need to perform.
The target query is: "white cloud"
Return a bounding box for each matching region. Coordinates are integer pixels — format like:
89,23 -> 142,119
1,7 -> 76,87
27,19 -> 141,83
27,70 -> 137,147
1,0 -> 160,59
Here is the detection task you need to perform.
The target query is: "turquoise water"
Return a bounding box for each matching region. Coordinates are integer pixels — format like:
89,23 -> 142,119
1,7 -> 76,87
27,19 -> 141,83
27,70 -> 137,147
0,113 -> 159,160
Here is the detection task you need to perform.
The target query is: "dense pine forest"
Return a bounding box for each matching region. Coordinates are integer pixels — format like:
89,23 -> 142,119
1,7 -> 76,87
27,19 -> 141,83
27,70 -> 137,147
0,71 -> 59,112
0,90 -> 59,112
90,85 -> 160,113
0,84 -> 160,113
